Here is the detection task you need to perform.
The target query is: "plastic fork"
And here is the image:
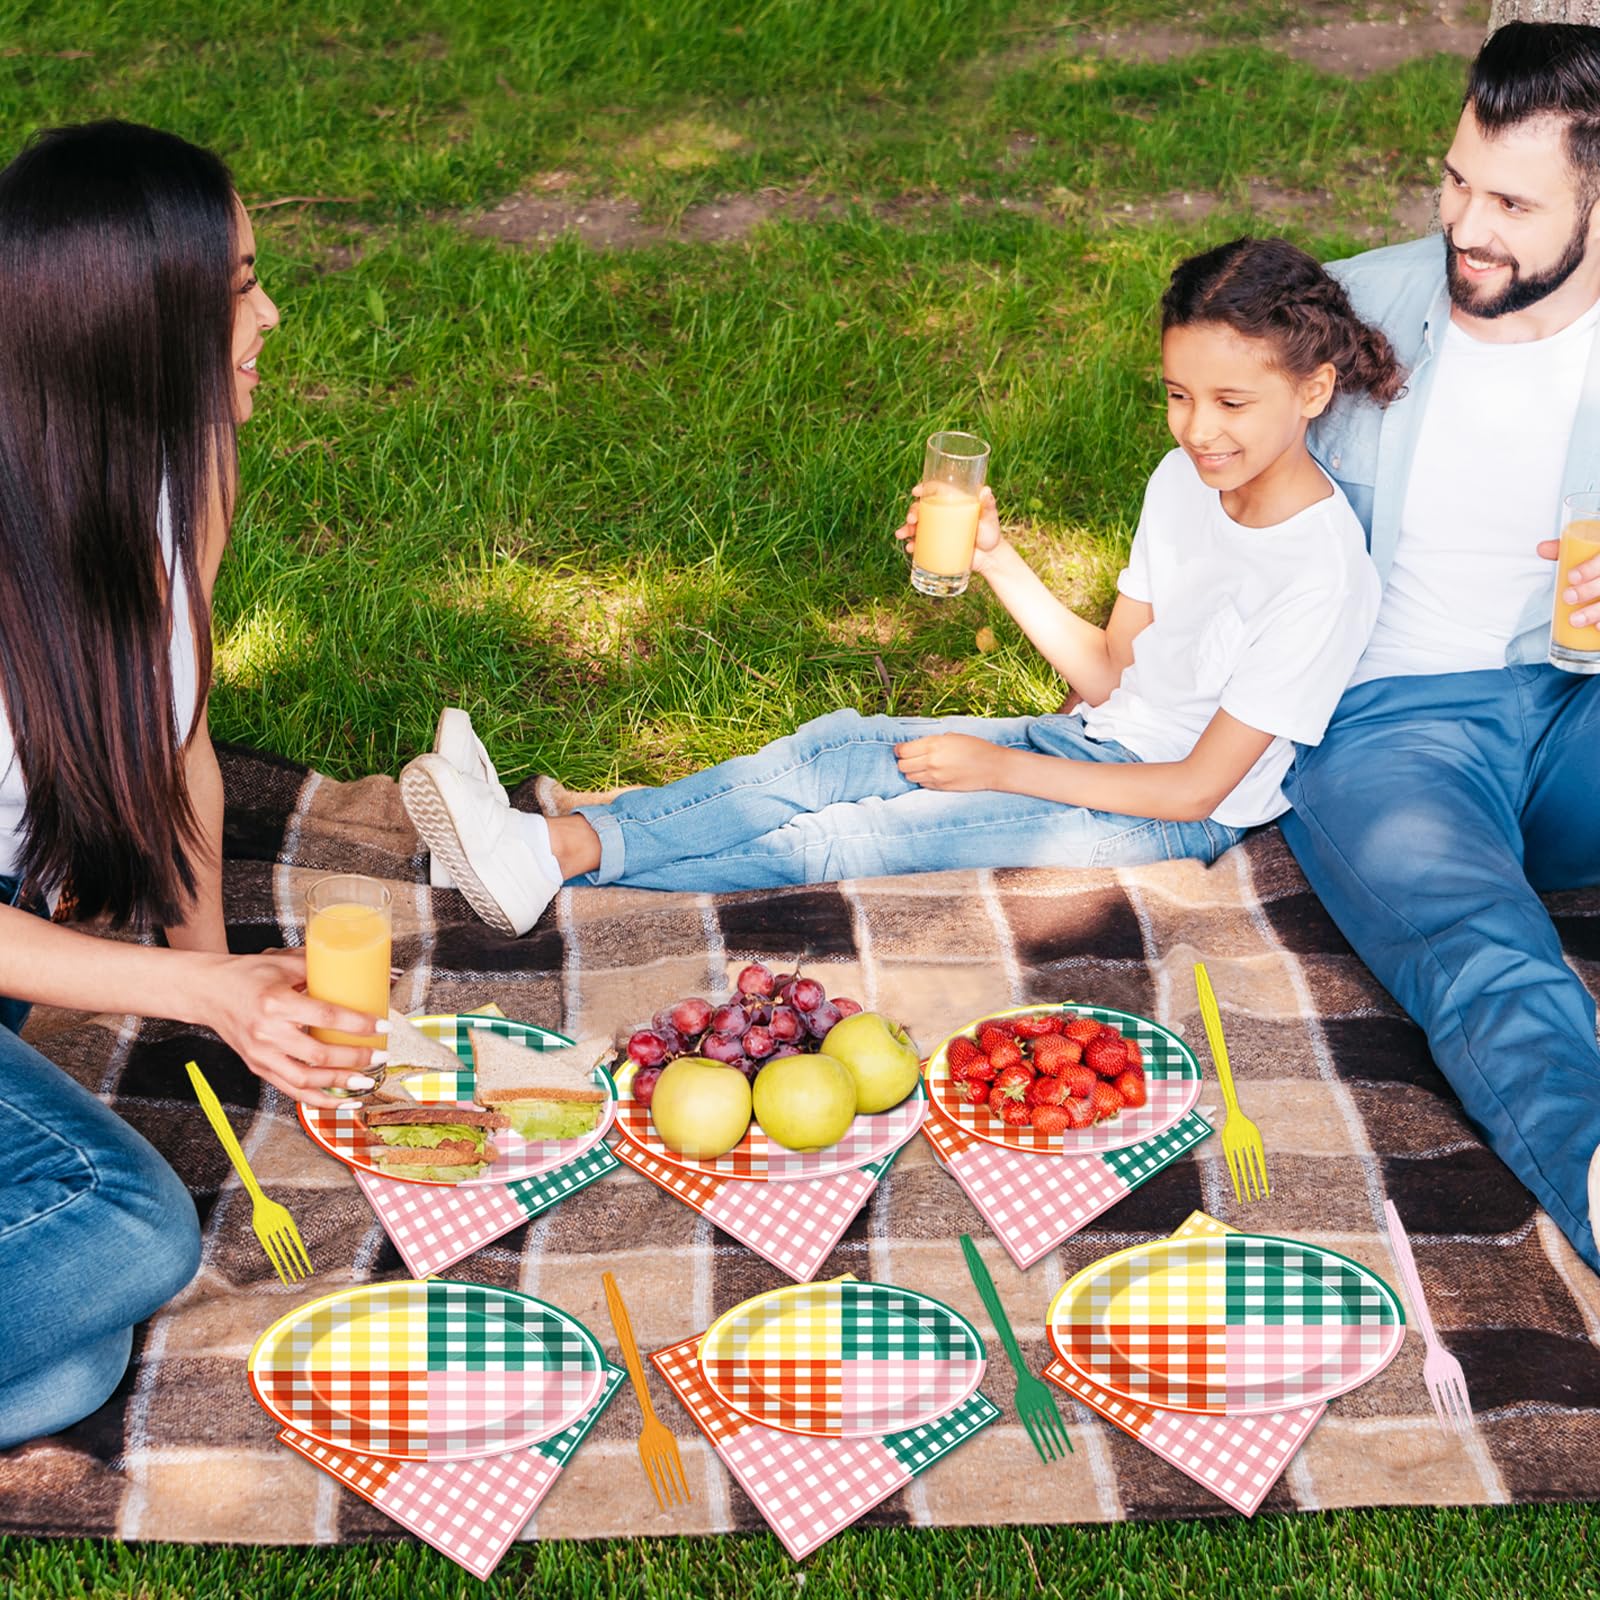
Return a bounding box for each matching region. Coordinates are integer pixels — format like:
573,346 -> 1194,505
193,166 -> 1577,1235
603,1270 -> 691,1508
185,1060 -> 313,1285
1384,1200 -> 1473,1433
1193,963 -> 1270,1203
959,1235 -> 1072,1462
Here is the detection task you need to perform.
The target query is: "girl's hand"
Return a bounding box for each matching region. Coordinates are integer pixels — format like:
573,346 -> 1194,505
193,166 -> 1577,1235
894,486 -> 1005,575
895,733 -> 1006,792
185,950 -> 384,1108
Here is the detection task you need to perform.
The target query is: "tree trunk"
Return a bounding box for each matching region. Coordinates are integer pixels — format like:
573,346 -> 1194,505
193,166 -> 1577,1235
1489,0 -> 1600,29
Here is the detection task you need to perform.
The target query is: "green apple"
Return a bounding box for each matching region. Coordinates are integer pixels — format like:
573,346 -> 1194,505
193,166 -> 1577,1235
649,1057 -> 752,1159
820,1012 -> 921,1113
752,1053 -> 857,1151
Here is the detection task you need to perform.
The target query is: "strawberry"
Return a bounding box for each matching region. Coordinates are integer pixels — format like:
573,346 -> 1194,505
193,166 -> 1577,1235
1062,1097 -> 1096,1130
1060,1063 -> 1097,1099
1086,1036 -> 1131,1077
993,1064 -> 1033,1096
977,1025 -> 1012,1056
988,1083 -> 1032,1126
1027,1075 -> 1069,1107
963,1054 -> 997,1083
1030,1104 -> 1072,1135
1014,1014 -> 1058,1039
1113,1068 -> 1148,1108
999,1097 -> 1033,1127
1031,1035 -> 1076,1076
1062,1018 -> 1102,1045
948,1035 -> 982,1074
1089,1081 -> 1124,1123
961,1076 -> 990,1105
1033,1013 -> 1064,1035
1097,1023 -> 1124,1042
1124,1038 -> 1144,1070
987,1038 -> 1024,1074
1058,1037 -> 1084,1065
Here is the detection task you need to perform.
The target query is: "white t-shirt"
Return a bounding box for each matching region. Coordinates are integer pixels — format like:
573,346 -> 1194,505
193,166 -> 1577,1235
1078,449 -> 1382,827
0,490 -> 199,882
1351,300 -> 1600,686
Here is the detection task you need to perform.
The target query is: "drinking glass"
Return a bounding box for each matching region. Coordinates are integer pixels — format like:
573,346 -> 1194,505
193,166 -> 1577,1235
305,874 -> 391,1048
911,431 -> 990,598
1550,491 -> 1600,674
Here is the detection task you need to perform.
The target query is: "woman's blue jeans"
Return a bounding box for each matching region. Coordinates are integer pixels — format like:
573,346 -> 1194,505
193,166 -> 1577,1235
574,710 -> 1246,891
0,875 -> 201,1450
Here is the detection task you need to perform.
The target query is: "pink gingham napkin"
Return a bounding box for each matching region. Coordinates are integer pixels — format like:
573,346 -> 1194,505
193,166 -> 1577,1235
921,1096 -> 1212,1269
279,1362 -> 624,1580
610,1133 -> 899,1282
1043,1212 -> 1323,1516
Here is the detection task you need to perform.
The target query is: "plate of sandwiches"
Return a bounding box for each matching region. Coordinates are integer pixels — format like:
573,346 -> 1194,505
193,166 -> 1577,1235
298,1011 -> 618,1186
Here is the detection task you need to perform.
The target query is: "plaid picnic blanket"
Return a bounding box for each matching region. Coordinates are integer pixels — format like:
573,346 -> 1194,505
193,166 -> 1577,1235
2,743 -> 1598,1543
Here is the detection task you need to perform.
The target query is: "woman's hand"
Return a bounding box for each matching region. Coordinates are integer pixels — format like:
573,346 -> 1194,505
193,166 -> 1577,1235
183,950 -> 384,1108
893,485 -> 1005,575
895,733 -> 1008,792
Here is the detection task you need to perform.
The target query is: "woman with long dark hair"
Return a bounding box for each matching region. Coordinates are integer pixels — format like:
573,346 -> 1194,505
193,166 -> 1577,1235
0,122 -> 381,1449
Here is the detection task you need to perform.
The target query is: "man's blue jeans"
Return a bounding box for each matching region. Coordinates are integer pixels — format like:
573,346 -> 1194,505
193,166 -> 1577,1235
1282,666 -> 1600,1273
575,710 -> 1246,891
0,876 -> 202,1449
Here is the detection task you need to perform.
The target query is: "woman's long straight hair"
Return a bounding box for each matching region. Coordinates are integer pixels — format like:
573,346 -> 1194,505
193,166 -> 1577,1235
0,121 -> 237,927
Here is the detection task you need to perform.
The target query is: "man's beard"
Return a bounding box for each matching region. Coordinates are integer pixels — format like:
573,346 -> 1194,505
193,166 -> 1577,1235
1444,209 -> 1593,318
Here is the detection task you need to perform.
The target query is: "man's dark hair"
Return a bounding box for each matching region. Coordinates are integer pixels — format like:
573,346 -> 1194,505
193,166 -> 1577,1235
1468,21 -> 1600,191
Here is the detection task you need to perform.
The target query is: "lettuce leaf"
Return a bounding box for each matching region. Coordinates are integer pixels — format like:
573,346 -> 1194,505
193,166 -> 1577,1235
371,1123 -> 488,1152
503,1100 -> 603,1141
371,1159 -> 489,1183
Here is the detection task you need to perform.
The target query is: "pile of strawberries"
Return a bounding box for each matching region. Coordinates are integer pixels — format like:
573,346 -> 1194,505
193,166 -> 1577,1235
946,1011 -> 1148,1135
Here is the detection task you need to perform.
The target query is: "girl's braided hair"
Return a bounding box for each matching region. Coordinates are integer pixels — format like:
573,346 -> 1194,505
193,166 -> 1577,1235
1161,236 -> 1406,407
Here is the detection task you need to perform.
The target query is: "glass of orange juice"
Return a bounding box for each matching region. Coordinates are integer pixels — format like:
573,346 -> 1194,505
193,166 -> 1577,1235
911,431 -> 990,598
305,874 -> 391,1049
1550,491 -> 1600,674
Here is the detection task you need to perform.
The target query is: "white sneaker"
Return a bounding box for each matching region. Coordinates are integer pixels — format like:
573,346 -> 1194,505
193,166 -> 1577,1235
428,709 -> 507,888
1590,1143 -> 1600,1263
401,754 -> 559,936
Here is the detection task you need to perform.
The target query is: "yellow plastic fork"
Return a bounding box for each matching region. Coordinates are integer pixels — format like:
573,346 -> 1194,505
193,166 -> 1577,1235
1193,963 -> 1270,1203
185,1060 -> 313,1285
603,1271 -> 691,1510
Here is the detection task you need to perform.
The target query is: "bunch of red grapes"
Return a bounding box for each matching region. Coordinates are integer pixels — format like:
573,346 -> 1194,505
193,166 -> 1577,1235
621,962 -> 861,1108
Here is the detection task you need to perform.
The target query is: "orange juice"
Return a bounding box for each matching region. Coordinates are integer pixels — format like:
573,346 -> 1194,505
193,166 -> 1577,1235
1551,519 -> 1600,654
913,485 -> 981,578
306,902 -> 390,1047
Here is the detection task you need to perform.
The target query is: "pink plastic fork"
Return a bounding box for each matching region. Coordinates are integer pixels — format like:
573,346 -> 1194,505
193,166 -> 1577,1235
1384,1199 -> 1473,1433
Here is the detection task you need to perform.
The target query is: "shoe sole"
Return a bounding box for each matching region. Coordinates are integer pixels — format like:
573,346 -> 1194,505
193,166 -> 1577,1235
401,759 -> 522,938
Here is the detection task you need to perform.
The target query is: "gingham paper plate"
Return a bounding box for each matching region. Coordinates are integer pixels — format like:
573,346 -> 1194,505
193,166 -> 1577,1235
248,1280 -> 607,1460
926,1002 -> 1201,1156
697,1279 -> 985,1438
300,1014 -> 616,1187
612,1058 -> 926,1184
1047,1233 -> 1406,1415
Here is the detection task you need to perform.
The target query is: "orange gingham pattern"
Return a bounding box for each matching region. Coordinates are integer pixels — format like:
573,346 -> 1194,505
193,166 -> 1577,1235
252,1366 -> 428,1457
277,1428 -> 403,1499
700,1357 -> 842,1435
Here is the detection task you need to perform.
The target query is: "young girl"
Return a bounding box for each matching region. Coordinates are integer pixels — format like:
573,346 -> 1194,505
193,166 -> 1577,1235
402,237 -> 1403,937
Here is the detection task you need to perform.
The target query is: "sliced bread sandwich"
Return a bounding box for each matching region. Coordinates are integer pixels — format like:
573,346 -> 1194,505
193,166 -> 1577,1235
385,1010 -> 469,1078
360,1102 -> 509,1182
469,1029 -> 608,1141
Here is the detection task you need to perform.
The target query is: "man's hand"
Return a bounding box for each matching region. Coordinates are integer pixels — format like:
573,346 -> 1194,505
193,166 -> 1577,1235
895,733 -> 1007,792
1539,538 -> 1600,628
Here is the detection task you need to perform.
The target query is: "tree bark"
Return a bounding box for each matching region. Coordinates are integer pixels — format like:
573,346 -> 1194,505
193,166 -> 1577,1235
1489,0 -> 1600,30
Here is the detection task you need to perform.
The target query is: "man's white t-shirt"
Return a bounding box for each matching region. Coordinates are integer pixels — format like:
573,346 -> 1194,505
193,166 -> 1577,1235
1078,448 -> 1382,828
1350,299 -> 1600,686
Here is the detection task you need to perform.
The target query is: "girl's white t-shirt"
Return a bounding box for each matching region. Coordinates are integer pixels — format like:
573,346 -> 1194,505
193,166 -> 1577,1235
0,490 -> 199,882
1077,448 -> 1381,827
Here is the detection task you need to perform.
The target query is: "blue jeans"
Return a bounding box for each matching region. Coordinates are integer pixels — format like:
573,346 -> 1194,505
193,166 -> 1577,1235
0,875 -> 202,1449
1282,666 -> 1600,1272
575,710 -> 1245,891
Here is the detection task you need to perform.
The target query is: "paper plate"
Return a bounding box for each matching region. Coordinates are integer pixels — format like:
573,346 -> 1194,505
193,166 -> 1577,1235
1047,1233 -> 1406,1415
612,1059 -> 926,1183
925,1002 -> 1201,1155
698,1279 -> 986,1437
247,1279 -> 607,1459
299,1013 -> 616,1187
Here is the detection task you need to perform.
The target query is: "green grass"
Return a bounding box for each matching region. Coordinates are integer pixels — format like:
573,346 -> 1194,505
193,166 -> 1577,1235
2,0 -> 1595,1594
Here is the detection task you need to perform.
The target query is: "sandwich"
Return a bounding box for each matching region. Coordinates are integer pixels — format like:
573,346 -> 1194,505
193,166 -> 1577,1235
470,1029 -> 608,1141
384,1010 -> 470,1078
359,1102 -> 510,1183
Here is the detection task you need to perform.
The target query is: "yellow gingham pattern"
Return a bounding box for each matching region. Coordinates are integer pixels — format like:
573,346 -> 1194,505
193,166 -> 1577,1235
304,1288 -> 429,1370
733,1286 -> 843,1364
1098,1243 -> 1227,1328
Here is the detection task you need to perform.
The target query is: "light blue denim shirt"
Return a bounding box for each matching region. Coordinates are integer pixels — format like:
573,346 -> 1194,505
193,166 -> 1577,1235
1308,232 -> 1600,666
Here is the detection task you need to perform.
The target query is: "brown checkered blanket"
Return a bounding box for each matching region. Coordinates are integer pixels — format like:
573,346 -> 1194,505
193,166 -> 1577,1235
3,743 -> 1599,1542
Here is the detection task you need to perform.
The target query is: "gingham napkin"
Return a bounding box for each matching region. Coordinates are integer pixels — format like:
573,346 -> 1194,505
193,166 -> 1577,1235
1044,1212 -> 1322,1516
279,1363 -> 624,1580
610,1136 -> 903,1282
651,1301 -> 997,1559
921,1095 -> 1213,1270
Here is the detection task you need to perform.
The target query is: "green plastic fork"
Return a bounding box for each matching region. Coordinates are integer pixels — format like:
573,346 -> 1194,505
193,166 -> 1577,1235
960,1235 -> 1072,1463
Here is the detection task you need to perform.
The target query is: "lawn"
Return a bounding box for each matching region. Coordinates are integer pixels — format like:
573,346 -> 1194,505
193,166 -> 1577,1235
3,1 -> 1595,1595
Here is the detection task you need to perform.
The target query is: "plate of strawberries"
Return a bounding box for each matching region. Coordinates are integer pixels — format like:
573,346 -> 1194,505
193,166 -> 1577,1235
925,1002 -> 1202,1155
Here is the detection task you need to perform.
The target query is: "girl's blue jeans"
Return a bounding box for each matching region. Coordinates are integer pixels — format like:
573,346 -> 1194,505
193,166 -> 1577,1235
574,709 -> 1246,891
0,875 -> 201,1450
